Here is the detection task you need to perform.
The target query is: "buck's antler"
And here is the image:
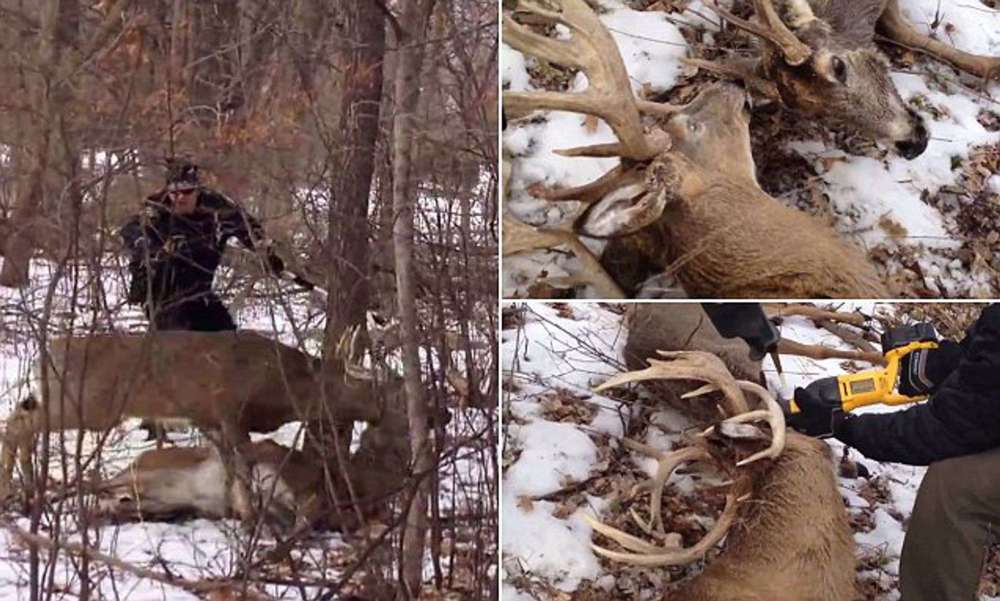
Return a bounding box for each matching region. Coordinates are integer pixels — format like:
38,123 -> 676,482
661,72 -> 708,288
581,441 -> 742,566
502,210 -> 626,298
335,325 -> 374,381
705,0 -> 813,65
585,350 -> 787,566
503,0 -> 688,296
594,350 -> 751,416
503,0 -> 668,161
711,380 -> 786,466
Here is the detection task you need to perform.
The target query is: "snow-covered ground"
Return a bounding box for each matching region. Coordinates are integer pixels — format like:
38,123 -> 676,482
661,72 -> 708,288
502,0 -> 1000,298
0,258 -> 496,599
501,301 -> 996,600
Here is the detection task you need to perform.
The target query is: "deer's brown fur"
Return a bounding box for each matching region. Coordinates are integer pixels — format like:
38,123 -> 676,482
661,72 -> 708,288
612,304 -> 856,599
641,85 -> 889,299
0,331 -> 398,497
673,433 -> 855,601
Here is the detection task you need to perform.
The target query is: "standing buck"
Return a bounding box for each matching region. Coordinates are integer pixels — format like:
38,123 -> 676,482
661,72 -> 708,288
0,329 -> 399,499
504,0 -> 890,298
698,0 -> 1000,158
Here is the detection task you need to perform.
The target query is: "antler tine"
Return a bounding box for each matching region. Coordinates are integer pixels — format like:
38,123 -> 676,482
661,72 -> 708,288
501,211 -> 626,298
704,0 -> 811,66
586,491 -> 741,566
754,0 -> 815,63
722,381 -> 786,466
582,443 -> 715,556
527,165 -> 641,204
625,441 -> 711,536
594,350 -> 749,415
503,0 -> 659,161
336,325 -> 374,382
582,512 -> 675,555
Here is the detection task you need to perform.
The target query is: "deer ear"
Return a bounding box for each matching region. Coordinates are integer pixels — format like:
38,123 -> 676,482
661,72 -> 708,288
576,183 -> 668,237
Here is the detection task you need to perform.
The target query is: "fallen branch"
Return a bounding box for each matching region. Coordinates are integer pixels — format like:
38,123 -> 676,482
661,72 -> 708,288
0,518 -> 276,601
777,338 -> 885,366
764,303 -> 867,327
816,319 -> 880,353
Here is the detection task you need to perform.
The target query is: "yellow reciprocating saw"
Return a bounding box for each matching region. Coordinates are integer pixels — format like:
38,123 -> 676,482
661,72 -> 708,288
786,322 -> 939,414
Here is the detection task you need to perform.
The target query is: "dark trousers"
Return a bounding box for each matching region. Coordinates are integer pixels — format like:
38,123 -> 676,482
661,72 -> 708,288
900,445 -> 1000,601
140,292 -> 235,441
145,292 -> 236,332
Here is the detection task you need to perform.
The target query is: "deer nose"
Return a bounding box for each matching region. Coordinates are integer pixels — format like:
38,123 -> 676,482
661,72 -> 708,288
895,110 -> 929,160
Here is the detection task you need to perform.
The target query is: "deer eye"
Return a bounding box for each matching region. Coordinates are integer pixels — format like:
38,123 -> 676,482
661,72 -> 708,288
831,56 -> 847,84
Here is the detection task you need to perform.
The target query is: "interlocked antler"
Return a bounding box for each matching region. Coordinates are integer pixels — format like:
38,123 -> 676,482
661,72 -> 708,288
594,350 -> 751,416
503,0 -> 670,161
504,0 -> 684,294
705,0 -> 813,66
581,440 -> 742,566
585,350 -> 786,566
502,210 -> 626,298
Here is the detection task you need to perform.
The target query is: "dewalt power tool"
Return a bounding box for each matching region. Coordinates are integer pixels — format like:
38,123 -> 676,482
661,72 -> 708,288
785,322 -> 939,415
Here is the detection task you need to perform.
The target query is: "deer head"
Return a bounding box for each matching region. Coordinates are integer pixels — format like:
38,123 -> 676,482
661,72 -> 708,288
659,83 -> 757,184
708,0 -> 928,158
575,82 -> 758,238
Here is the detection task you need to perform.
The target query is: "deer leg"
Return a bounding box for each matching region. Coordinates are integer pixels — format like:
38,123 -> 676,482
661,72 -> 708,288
878,0 -> 1000,82
0,415 -> 24,501
0,404 -> 41,507
208,420 -> 258,524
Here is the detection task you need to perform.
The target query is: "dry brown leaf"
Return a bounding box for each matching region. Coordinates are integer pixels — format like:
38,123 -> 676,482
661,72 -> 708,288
553,500 -> 578,519
878,213 -> 909,239
517,495 -> 535,512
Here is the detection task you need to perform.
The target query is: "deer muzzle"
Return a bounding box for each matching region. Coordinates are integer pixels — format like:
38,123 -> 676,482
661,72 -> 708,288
893,108 -> 929,160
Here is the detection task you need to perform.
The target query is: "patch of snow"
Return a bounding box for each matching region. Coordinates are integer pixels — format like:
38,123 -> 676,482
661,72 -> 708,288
506,419 -> 598,497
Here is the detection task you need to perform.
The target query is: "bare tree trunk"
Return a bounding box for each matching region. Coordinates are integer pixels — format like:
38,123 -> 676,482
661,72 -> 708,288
314,0 -> 387,529
324,0 -> 385,350
390,0 -> 438,595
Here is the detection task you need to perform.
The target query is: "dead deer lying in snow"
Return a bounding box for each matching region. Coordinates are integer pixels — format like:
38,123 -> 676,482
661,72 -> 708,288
95,402 -> 421,529
588,351 -> 855,600
503,0 -> 890,299
698,0 -> 1000,158
94,440 -> 321,526
0,328 -> 396,499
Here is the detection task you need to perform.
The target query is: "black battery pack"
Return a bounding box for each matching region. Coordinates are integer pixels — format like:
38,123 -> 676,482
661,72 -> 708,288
880,322 -> 937,352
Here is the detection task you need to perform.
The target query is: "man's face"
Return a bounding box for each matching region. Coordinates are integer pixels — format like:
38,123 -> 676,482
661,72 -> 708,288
170,188 -> 198,215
